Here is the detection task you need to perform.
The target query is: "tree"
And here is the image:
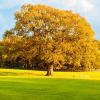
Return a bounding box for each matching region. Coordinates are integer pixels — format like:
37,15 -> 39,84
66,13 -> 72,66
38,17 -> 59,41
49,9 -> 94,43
13,4 -> 95,75
2,4 -> 98,75
94,40 -> 100,69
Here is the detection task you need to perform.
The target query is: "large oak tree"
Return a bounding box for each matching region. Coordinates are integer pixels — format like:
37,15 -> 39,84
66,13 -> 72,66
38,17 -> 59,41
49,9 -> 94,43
2,4 -> 99,75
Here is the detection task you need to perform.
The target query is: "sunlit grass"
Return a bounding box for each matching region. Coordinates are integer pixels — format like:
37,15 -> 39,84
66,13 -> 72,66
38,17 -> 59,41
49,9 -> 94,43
0,68 -> 100,100
0,68 -> 100,80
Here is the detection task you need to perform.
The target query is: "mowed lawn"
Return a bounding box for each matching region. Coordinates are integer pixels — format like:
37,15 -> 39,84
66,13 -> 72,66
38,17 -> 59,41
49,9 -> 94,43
0,69 -> 100,100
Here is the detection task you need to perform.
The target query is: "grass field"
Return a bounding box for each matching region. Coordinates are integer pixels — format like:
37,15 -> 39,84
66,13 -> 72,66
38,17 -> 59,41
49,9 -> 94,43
0,69 -> 100,100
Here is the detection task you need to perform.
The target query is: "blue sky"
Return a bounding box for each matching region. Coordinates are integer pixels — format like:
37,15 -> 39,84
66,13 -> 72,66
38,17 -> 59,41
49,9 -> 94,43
0,0 -> 100,40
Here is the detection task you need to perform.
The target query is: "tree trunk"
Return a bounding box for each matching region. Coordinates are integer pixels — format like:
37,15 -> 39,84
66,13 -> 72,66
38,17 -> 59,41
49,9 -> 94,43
46,65 -> 53,76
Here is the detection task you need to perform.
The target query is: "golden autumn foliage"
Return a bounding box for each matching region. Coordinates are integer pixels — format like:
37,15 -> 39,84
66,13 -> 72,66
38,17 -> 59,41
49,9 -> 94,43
0,4 -> 100,75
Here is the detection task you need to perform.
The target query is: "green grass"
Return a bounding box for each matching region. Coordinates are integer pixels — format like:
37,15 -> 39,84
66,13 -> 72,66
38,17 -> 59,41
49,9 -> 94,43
0,78 -> 100,100
0,69 -> 100,100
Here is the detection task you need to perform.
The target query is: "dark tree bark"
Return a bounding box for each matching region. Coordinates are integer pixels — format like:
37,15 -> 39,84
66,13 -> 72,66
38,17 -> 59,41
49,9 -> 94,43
46,65 -> 53,76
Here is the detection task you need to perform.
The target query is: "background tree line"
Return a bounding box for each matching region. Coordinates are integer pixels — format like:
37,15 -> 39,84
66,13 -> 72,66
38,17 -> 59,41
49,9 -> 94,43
0,4 -> 100,75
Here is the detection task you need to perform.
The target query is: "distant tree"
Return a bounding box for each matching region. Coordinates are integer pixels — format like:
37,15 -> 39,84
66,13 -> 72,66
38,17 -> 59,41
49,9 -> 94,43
94,40 -> 100,69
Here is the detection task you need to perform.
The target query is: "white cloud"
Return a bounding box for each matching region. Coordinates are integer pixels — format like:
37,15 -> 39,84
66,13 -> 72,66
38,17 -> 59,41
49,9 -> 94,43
49,0 -> 95,13
79,0 -> 94,13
